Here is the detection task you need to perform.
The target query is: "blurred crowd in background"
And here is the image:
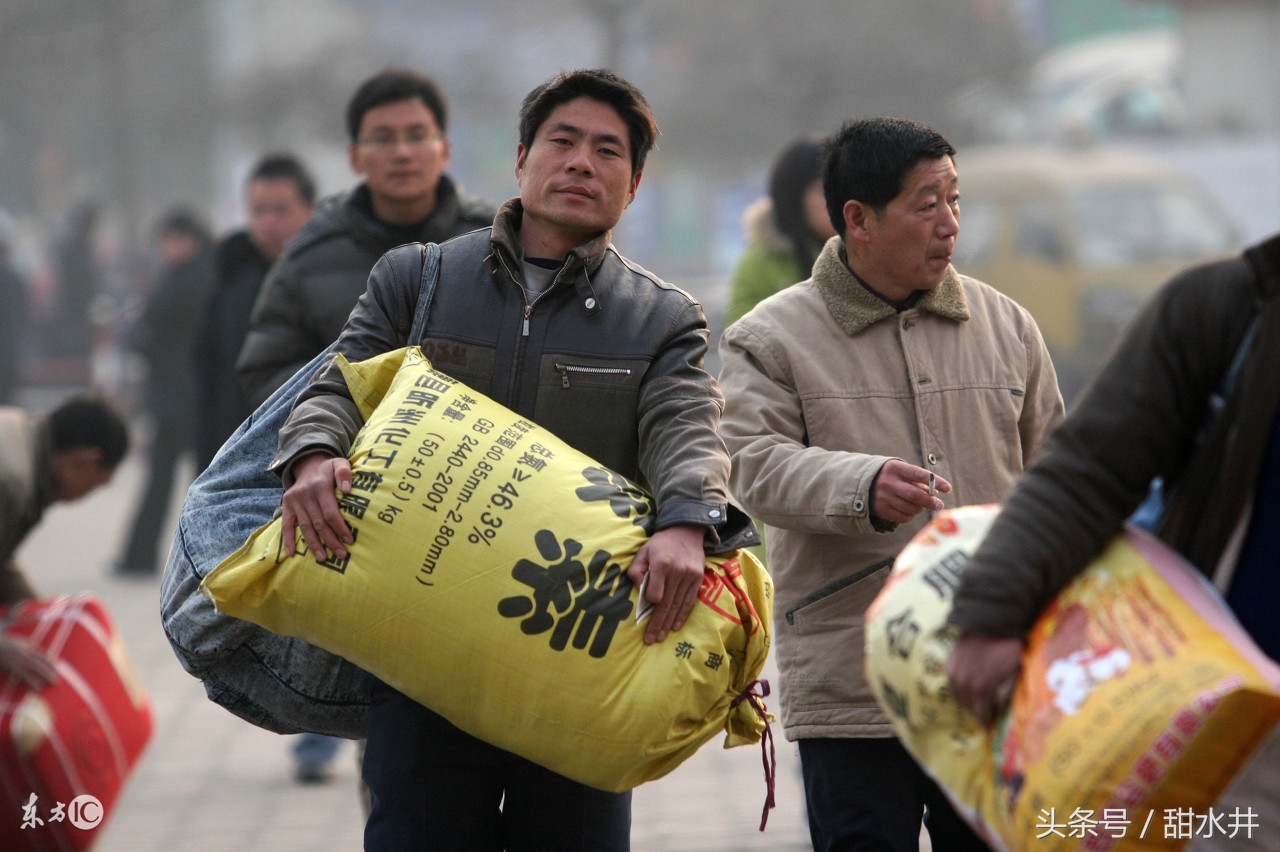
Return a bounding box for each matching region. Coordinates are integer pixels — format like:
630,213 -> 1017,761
3,0 -> 1280,413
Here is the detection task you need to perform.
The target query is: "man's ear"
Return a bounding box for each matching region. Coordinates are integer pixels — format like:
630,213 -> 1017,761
514,143 -> 527,184
624,170 -> 642,208
842,199 -> 872,245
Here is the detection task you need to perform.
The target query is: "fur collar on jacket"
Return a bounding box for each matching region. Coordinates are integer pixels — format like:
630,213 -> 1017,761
812,236 -> 969,336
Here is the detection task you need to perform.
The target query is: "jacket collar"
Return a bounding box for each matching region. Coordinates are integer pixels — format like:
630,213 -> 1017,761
215,231 -> 271,278
290,176 -> 465,257
812,236 -> 968,336
488,198 -> 612,278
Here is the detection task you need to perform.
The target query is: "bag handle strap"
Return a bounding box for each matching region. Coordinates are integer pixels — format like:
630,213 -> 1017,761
1204,313 -> 1259,430
1129,311 -> 1261,534
409,242 -> 442,343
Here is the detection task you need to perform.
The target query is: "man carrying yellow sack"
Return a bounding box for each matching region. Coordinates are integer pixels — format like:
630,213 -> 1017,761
269,69 -> 755,851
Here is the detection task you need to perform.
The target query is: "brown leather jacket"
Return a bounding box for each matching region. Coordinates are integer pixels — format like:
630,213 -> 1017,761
950,233 -> 1280,637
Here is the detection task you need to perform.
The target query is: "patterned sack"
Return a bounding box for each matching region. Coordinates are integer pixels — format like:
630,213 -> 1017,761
865,504 -> 1280,852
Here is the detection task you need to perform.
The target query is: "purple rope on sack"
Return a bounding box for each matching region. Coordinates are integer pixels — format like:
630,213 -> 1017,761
731,678 -> 776,831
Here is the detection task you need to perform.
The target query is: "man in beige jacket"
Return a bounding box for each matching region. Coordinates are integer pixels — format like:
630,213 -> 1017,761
0,397 -> 128,686
718,117 -> 1063,851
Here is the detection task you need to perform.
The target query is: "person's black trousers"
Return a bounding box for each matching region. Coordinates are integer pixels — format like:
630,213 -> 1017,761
798,735 -> 991,852
361,675 -> 632,851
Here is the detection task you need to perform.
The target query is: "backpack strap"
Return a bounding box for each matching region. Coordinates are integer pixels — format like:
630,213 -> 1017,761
409,242 -> 442,343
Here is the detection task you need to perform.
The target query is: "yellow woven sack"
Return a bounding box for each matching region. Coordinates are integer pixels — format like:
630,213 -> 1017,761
202,347 -> 773,792
865,504 -> 1280,852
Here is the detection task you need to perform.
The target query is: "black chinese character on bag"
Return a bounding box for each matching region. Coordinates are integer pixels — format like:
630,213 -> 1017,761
516,452 -> 547,472
497,529 -> 634,658
885,609 -> 920,660
389,408 -> 426,426
575,467 -> 656,534
298,527 -> 358,574
352,471 -> 384,493
338,493 -> 371,520
880,678 -> 909,720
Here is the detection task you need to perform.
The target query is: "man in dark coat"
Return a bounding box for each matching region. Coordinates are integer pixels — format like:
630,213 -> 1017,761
195,154 -> 315,470
235,68 -> 494,405
0,210 -> 28,404
233,67 -> 493,790
116,209 -> 212,576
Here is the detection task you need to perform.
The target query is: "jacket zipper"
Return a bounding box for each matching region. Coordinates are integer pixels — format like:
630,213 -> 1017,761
495,249 -> 576,405
556,362 -> 633,389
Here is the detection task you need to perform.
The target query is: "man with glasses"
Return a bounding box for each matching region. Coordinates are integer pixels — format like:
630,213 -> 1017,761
237,67 -> 493,406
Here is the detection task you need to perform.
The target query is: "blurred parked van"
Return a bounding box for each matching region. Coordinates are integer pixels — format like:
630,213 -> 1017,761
952,147 -> 1239,399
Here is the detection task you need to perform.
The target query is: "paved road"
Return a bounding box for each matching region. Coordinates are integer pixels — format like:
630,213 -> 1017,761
14,422 -> 816,851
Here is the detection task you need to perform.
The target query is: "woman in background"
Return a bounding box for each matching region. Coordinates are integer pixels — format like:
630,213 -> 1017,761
724,136 -> 836,327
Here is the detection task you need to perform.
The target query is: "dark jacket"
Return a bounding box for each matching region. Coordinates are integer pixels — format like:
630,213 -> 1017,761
950,233 -> 1280,637
195,231 -> 271,469
236,177 -> 493,406
137,245 -> 214,422
0,255 -> 27,404
272,199 -> 740,539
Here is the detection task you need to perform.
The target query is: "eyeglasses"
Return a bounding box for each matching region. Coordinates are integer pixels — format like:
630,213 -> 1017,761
356,129 -> 441,150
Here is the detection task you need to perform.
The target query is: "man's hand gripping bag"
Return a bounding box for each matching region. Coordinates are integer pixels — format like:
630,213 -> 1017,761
865,504 -> 1280,852
202,347 -> 773,793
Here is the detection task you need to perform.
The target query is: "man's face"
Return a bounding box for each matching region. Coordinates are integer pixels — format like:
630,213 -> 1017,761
158,232 -> 202,266
857,156 -> 960,297
246,177 -> 312,261
515,96 -> 641,254
48,448 -> 114,502
348,97 -> 450,217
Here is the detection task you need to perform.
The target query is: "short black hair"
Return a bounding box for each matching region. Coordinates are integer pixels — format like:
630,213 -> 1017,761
345,68 -> 448,142
823,117 -> 956,236
48,396 -> 129,468
518,69 -> 658,175
248,153 -> 316,206
155,207 -> 211,245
